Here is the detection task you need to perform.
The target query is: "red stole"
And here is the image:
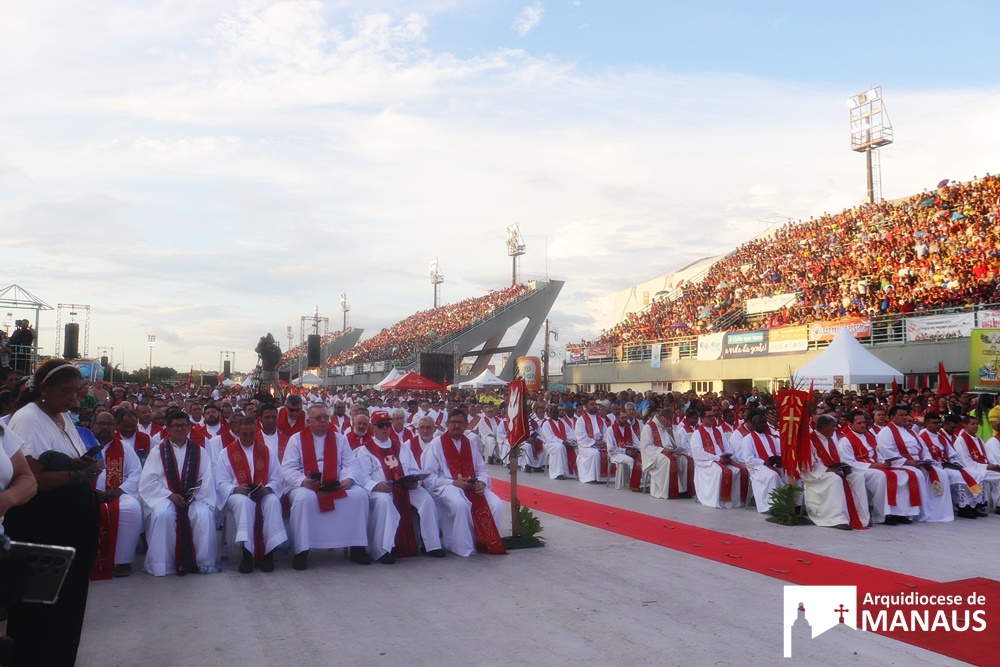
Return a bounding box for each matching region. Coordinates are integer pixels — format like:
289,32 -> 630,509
331,414 -> 351,434
439,433 -> 506,555
300,427 -> 348,512
468,415 -> 481,431
887,423 -> 944,493
119,431 -> 151,454
957,431 -> 988,464
749,430 -> 781,476
580,414 -> 609,477
612,423 -> 642,490
161,441 -> 202,573
219,429 -> 236,449
928,431 -> 983,494
189,424 -> 208,447
698,426 -> 745,503
364,440 -> 418,557
560,417 -> 578,475
810,433 -> 866,530
278,409 -> 306,438
91,438 -> 125,580
257,429 -> 289,461
346,430 -> 374,451
843,429 -> 920,507
650,422 -> 693,498
410,438 -> 429,467
225,441 -> 270,565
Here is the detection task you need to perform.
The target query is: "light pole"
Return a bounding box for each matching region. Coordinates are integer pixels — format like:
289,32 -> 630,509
147,335 -> 156,382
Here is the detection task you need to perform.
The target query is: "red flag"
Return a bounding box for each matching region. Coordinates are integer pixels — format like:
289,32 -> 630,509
188,366 -> 195,389
778,388 -> 811,480
890,377 -> 899,406
921,373 -> 928,391
506,380 -> 529,448
937,362 -> 952,396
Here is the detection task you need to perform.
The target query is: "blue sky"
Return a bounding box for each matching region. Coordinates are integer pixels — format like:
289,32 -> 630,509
2,1 -> 999,373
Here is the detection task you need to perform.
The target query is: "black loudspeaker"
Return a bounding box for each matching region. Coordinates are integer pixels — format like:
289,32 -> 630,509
279,371 -> 291,383
307,334 -> 321,367
420,352 -> 454,387
64,323 -> 80,359
223,360 -> 231,378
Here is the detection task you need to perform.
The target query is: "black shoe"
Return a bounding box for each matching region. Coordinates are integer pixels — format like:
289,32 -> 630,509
239,547 -> 254,573
426,548 -> 447,558
555,475 -> 566,480
292,551 -> 309,570
883,515 -> 902,525
113,563 -> 132,577
832,524 -> 853,531
975,504 -> 989,517
957,506 -> 979,519
350,547 -> 372,565
377,552 -> 396,565
896,516 -> 913,524
261,551 -> 275,573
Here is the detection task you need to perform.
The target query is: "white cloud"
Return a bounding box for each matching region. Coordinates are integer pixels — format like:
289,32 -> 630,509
2,2 -> 999,369
512,2 -> 544,38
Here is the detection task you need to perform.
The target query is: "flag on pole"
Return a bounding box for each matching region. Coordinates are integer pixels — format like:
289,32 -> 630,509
778,388 -> 811,480
937,362 -> 952,396
188,366 -> 195,389
506,379 -> 529,449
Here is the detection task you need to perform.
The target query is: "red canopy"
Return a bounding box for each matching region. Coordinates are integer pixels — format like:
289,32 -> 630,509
380,371 -> 445,391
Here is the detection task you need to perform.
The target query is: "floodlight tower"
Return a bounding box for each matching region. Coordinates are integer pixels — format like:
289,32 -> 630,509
847,86 -> 893,204
506,223 -> 526,287
430,258 -> 444,308
341,292 -> 350,330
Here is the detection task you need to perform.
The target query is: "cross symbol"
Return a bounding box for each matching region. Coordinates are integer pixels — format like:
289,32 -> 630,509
834,604 -> 849,623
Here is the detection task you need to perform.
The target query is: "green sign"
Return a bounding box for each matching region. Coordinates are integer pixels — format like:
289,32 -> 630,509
969,328 -> 1000,392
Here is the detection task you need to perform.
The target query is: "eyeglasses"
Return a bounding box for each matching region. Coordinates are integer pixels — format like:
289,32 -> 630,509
373,422 -> 391,428
447,419 -> 466,425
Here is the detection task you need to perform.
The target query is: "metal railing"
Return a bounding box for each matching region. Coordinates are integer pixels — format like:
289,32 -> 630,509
566,302 -> 995,367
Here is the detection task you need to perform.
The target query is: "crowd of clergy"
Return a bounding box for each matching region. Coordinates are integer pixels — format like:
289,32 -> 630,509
53,380 -> 1000,580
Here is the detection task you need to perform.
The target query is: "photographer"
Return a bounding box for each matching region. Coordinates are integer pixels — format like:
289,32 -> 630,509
255,333 -> 282,399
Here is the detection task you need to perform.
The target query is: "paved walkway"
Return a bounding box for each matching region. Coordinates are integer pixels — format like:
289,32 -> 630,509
78,471 -> 994,666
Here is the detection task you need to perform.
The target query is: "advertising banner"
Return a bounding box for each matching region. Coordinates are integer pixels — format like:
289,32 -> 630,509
697,332 -> 724,361
567,348 -> 588,364
650,343 -> 662,369
768,325 -> 809,354
970,329 -> 1000,392
808,318 -> 872,341
721,330 -> 769,359
905,312 -> 974,342
978,310 -> 1000,329
745,292 -> 798,315
588,344 -> 612,359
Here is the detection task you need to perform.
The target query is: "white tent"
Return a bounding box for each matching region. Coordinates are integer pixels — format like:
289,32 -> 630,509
375,367 -> 403,389
293,371 -> 323,387
795,331 -> 904,389
459,369 -> 509,389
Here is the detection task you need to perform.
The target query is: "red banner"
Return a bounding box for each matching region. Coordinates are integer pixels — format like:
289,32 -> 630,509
778,388 -> 811,479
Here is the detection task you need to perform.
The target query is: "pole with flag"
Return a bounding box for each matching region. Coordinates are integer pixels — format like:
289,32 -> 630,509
505,377 -> 530,538
937,361 -> 952,396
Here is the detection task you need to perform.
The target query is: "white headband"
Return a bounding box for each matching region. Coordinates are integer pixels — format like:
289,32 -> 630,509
42,363 -> 79,385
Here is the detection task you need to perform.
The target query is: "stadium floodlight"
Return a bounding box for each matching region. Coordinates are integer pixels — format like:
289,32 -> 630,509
341,292 -> 350,330
848,85 -> 892,205
506,223 -> 527,287
430,258 -> 444,308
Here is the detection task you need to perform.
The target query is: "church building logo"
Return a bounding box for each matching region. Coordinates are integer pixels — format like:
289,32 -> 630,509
783,585 -> 857,657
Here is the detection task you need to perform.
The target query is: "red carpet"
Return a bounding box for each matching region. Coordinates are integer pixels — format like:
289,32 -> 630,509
493,479 -> 1000,665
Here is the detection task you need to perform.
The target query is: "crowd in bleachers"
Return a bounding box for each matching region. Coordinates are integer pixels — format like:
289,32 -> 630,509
585,174 -> 1000,347
277,328 -> 350,368
328,284 -> 529,366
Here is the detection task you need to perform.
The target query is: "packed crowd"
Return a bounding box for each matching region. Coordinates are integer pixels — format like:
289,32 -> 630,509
277,328 -> 351,369
587,174 -> 1000,347
328,283 -> 529,366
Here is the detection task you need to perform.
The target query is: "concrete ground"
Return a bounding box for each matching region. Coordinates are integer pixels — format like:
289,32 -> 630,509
78,470 -> 995,666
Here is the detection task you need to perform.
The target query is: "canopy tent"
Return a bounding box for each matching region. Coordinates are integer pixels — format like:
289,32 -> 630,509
375,367 -> 404,389
459,369 -> 509,389
380,371 -> 445,391
293,371 -> 323,387
794,331 -> 904,389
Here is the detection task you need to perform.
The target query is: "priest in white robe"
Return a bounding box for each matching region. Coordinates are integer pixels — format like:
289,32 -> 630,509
876,406 -> 953,523
949,415 -> 1000,516
540,405 -> 575,480
838,409 -> 919,525
216,420 -> 287,573
639,408 -> 690,499
738,413 -> 786,514
422,409 -> 505,557
281,404 -> 371,569
574,398 -> 609,483
607,411 -> 642,490
138,410 -> 218,576
690,408 -> 744,508
352,411 -> 445,563
801,415 -> 870,530
90,412 -> 143,577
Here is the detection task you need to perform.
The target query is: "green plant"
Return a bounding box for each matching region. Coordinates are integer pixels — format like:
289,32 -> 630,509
767,483 -> 810,526
517,504 -> 545,541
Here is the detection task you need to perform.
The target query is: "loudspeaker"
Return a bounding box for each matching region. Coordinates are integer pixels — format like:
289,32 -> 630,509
419,352 -> 454,387
223,360 -> 231,378
63,323 -> 80,359
307,334 -> 321,367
